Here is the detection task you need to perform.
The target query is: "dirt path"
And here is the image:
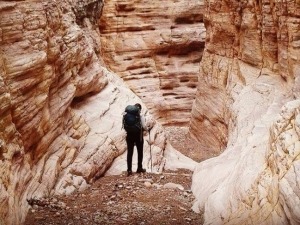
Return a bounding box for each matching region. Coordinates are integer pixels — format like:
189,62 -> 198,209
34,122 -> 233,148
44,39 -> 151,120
164,126 -> 216,162
24,127 -> 211,225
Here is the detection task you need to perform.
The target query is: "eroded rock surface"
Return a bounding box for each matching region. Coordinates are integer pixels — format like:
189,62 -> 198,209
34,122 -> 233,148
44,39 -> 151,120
191,0 -> 300,224
99,0 -> 206,125
0,1 -> 195,225
2,0 -> 300,224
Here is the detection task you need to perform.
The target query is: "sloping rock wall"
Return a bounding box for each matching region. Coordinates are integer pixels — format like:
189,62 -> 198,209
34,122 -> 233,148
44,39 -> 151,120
99,0 -> 206,125
0,1 -> 196,225
191,0 -> 300,224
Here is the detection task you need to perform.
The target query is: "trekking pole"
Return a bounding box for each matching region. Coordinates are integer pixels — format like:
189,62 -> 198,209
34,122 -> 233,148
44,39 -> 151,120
148,129 -> 153,173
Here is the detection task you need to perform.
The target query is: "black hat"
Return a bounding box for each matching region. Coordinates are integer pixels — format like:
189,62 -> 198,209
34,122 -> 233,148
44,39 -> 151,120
135,103 -> 142,110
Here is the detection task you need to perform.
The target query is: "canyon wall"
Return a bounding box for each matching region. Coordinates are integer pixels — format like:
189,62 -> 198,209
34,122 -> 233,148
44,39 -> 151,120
3,0 -> 300,224
0,1 -> 196,224
191,0 -> 300,224
99,0 -> 206,125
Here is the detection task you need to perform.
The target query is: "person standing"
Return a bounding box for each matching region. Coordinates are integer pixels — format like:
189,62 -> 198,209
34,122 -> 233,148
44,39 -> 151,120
123,103 -> 152,176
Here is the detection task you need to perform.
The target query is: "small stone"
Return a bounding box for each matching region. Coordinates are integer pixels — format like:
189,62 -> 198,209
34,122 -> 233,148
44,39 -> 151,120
139,178 -> 153,183
61,202 -> 67,208
107,201 -> 114,205
163,182 -> 184,191
183,192 -> 189,197
144,181 -> 152,187
152,183 -> 162,189
179,206 -> 187,211
110,195 -> 116,200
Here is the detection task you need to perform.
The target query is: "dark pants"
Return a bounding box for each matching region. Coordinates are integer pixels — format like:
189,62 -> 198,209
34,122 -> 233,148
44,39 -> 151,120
126,131 -> 144,172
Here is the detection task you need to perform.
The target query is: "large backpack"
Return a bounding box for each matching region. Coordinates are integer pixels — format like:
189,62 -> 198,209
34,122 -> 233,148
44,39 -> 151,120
123,105 -> 142,133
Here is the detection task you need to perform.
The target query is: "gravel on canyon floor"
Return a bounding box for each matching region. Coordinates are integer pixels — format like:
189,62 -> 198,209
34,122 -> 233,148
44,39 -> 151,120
24,126 -> 211,225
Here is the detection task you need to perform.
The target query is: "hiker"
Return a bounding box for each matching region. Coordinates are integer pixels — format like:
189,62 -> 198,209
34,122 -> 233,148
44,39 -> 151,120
123,103 -> 153,176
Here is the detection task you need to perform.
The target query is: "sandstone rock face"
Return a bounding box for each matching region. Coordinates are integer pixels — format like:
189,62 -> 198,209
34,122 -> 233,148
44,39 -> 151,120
99,0 -> 206,126
191,0 -> 300,224
0,1 -> 196,225
0,1 -> 106,223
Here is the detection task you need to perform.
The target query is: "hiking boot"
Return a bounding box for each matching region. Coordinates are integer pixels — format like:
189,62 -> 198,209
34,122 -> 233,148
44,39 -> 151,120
136,168 -> 146,173
127,171 -> 133,176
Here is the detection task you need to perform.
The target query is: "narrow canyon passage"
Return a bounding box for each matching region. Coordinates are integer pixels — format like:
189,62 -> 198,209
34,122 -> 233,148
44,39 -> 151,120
3,0 -> 300,224
24,126 -> 212,225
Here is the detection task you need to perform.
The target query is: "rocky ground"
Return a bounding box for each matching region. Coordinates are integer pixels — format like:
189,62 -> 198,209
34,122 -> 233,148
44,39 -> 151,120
24,127 -> 213,225
164,126 -> 217,162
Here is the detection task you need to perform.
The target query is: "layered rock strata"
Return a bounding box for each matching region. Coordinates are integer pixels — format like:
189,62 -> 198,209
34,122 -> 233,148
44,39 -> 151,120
99,0 -> 206,125
0,1 -> 196,225
191,0 -> 300,224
